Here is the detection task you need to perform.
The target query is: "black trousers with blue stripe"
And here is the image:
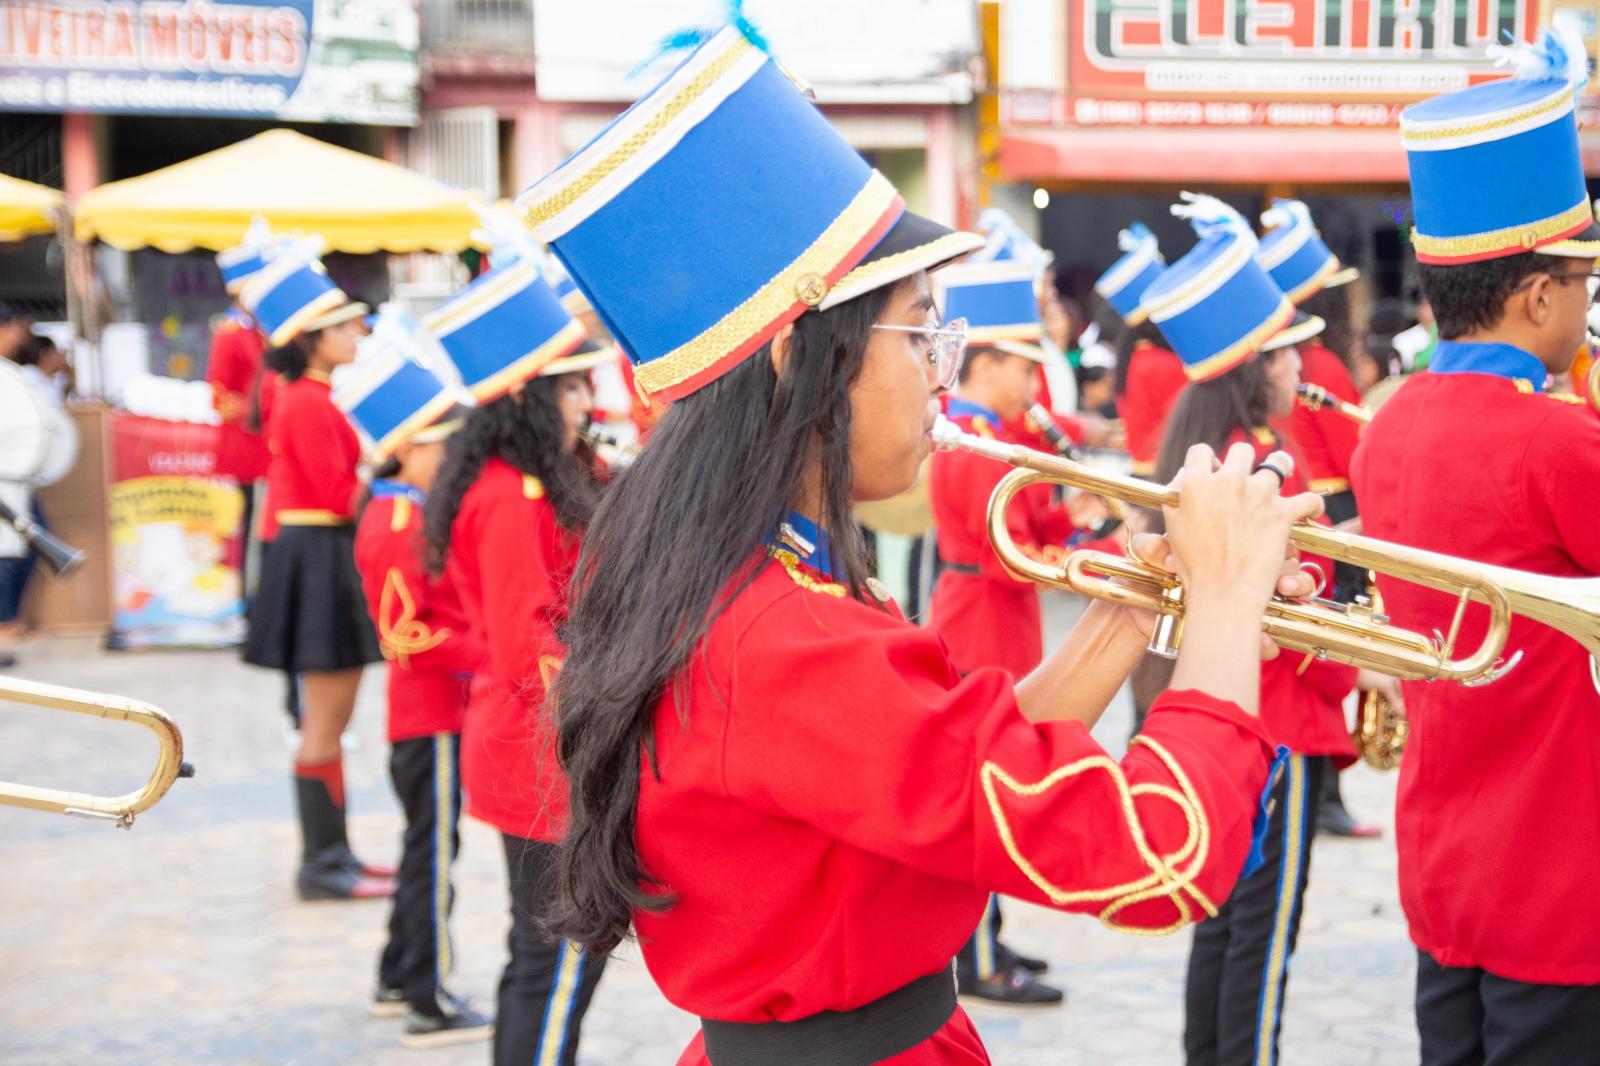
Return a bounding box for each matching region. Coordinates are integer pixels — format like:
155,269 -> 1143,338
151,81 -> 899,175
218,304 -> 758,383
380,733 -> 463,1014
1184,753 -> 1325,1066
496,834 -> 607,1066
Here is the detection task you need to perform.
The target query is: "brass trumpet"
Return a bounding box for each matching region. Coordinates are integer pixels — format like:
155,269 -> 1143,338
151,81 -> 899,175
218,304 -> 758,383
1,677 -> 193,828
932,416 -> 1600,686
1351,581 -> 1408,771
1296,383 -> 1373,426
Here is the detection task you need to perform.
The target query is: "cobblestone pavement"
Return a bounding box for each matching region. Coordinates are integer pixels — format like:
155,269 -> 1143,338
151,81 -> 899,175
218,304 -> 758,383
1,595 -> 1418,1065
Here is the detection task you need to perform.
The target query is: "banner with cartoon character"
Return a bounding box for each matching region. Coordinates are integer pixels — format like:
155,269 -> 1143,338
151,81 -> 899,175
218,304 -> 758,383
109,413 -> 245,648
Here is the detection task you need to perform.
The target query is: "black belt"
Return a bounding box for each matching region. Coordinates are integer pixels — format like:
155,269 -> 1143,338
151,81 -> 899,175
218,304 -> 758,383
699,968 -> 957,1066
942,562 -> 980,576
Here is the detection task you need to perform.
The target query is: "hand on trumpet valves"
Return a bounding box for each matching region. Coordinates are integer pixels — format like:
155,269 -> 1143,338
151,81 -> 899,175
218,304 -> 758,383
1355,669 -> 1407,715
1163,443 -> 1325,615
1119,531 -> 1321,661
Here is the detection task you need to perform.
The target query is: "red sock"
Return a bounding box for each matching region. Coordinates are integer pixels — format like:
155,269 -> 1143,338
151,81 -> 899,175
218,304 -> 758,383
294,755 -> 345,809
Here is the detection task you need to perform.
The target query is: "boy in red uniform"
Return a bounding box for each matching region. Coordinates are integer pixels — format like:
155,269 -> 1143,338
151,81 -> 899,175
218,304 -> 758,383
336,311 -> 493,1046
929,258 -> 1118,1007
1351,27 -> 1600,1063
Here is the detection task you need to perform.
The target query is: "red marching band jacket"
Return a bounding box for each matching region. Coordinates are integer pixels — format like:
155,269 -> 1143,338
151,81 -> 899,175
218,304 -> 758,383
1228,425 -> 1358,762
354,486 -> 484,743
445,457 -> 580,842
1352,362 -> 1600,985
1119,341 -> 1188,476
206,312 -> 274,484
1279,341 -> 1363,495
635,540 -> 1279,1065
930,402 -> 1077,679
261,371 -> 361,540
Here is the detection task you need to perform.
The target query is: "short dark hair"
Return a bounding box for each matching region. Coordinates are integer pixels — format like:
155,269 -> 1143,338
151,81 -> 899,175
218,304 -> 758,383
955,344 -> 1007,384
1418,252 -> 1566,339
14,332 -> 57,367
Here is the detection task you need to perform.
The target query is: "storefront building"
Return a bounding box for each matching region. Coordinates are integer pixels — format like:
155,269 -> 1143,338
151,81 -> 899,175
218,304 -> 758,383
988,0 -> 1600,312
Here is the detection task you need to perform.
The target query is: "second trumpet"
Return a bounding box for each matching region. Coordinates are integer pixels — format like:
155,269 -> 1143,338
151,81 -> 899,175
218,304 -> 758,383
931,416 -> 1600,688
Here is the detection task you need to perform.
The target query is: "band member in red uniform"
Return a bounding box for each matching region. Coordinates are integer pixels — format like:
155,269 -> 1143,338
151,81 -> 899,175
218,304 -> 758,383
1255,197 -> 1385,839
337,312 -> 493,1047
239,249 -> 391,901
1141,195 -> 1397,1066
422,257 -> 612,1066
211,224 -> 283,587
1351,28 -> 1600,1063
1097,222 -> 1183,477
927,258 -> 1119,1007
523,29 -> 1323,1065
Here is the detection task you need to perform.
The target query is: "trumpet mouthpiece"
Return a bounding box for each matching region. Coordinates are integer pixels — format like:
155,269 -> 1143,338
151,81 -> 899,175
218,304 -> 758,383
930,414 -> 963,450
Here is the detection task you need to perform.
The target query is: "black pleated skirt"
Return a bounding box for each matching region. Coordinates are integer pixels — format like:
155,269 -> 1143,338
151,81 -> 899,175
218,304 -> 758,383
242,525 -> 381,672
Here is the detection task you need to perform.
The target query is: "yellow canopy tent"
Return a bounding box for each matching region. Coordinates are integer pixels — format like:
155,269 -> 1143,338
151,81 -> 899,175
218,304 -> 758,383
75,129 -> 486,254
0,174 -> 65,243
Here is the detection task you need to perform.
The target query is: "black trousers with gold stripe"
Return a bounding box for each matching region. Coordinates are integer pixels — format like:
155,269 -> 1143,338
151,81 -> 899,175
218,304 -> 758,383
379,733 -> 462,1014
1184,753 -> 1325,1066
496,834 -> 607,1066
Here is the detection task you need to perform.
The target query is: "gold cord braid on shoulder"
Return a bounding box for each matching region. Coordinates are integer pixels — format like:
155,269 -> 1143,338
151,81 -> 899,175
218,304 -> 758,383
378,567 -> 450,667
980,734 -> 1218,936
767,546 -> 847,597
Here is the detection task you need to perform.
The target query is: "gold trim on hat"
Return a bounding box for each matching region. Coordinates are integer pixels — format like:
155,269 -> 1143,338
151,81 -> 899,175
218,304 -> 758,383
823,230 -> 987,310
1411,199 -> 1595,261
632,171 -> 901,398
1282,258 -> 1342,306
469,319 -> 587,402
423,261 -> 543,337
268,289 -> 350,347
1183,298 -> 1295,382
520,36 -> 756,229
371,390 -> 463,462
1401,88 -> 1572,146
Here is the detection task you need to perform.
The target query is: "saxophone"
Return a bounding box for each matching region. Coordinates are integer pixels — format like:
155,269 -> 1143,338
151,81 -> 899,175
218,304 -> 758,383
1351,578 -> 1409,771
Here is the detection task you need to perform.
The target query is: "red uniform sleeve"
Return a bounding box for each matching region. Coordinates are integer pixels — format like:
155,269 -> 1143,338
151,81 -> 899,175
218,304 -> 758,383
1122,348 -> 1189,469
475,493 -> 567,691
718,591 -> 1277,933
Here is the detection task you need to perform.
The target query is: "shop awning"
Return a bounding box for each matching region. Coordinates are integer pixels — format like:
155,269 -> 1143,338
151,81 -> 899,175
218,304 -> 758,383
75,129 -> 486,255
1000,126 -> 1412,185
0,174 -> 65,242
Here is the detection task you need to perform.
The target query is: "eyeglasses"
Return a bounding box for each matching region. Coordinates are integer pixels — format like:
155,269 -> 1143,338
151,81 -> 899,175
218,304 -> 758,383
871,317 -> 968,390
1517,270 -> 1600,305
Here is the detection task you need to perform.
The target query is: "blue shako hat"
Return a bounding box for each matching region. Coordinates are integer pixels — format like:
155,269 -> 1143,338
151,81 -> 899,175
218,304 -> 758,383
1401,17 -> 1600,265
515,24 -> 982,403
423,259 -> 589,404
332,306 -> 466,461
1140,193 -> 1303,382
1095,223 -> 1166,326
216,217 -> 285,296
1256,199 -> 1357,304
239,248 -> 364,348
936,260 -> 1046,362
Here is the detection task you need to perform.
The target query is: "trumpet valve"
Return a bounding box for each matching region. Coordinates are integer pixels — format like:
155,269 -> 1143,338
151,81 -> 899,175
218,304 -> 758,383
1147,584 -> 1186,659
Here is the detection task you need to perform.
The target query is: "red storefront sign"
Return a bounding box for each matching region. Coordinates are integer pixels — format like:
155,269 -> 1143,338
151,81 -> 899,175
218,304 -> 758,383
1004,0 -> 1547,130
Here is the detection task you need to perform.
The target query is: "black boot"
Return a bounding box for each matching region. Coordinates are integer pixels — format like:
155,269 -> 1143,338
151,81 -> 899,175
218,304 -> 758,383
293,767 -> 395,901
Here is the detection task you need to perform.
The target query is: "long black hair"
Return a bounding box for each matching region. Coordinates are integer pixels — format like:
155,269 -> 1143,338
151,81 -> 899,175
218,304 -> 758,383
1153,353 -> 1276,484
1302,284 -> 1353,367
549,284 -> 893,954
423,375 -> 600,573
249,330 -> 321,433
